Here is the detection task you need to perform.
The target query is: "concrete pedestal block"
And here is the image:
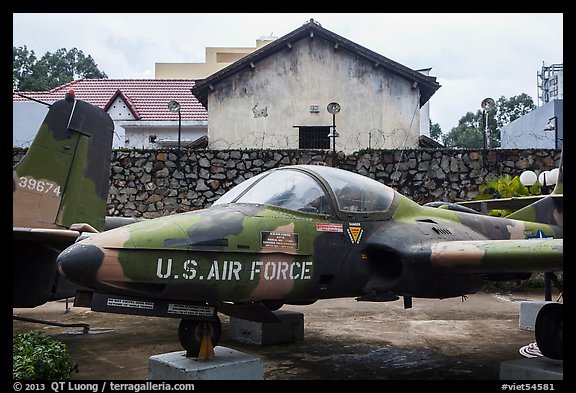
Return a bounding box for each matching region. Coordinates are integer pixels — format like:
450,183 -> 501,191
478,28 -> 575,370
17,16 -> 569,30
229,310 -> 304,345
500,357 -> 563,380
519,301 -> 554,331
149,347 -> 264,380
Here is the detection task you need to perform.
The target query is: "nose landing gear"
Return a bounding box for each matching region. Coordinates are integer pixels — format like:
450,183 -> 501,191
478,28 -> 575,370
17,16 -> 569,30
178,317 -> 222,358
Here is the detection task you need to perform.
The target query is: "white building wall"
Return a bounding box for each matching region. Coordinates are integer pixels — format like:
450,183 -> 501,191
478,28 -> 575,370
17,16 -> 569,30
417,68 -> 431,137
13,102 -> 49,147
105,96 -> 136,148
207,37 -> 421,154
13,101 -> 127,149
122,122 -> 207,149
500,100 -> 560,149
13,99 -> 207,150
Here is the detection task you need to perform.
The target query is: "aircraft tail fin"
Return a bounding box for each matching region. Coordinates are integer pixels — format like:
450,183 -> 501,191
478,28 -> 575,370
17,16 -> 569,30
13,91 -> 114,232
505,153 -> 563,226
550,152 -> 563,195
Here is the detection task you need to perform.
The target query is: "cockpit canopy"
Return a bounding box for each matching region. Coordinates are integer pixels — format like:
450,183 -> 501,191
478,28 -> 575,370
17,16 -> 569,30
213,165 -> 396,217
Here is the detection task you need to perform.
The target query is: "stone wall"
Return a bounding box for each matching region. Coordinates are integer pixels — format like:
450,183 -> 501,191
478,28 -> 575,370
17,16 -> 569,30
13,148 -> 561,219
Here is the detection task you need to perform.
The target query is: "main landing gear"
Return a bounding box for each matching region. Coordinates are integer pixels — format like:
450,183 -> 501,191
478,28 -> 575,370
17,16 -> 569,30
534,272 -> 563,360
535,302 -> 563,360
178,317 -> 222,358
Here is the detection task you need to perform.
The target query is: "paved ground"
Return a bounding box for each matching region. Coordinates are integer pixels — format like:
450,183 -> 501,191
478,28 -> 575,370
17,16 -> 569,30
12,287 -> 556,381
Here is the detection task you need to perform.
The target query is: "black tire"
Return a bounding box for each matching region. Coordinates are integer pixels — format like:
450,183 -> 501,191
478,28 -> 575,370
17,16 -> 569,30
178,318 -> 222,357
535,302 -> 563,360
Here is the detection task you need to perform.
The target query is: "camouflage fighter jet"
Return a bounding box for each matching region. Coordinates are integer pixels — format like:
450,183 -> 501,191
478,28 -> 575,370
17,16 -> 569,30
57,160 -> 563,359
13,90 -> 115,308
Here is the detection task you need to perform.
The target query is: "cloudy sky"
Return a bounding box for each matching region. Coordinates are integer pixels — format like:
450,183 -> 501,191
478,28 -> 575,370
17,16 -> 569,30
13,13 -> 563,134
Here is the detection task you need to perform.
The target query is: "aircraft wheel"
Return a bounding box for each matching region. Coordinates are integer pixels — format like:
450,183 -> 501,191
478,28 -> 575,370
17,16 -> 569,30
178,318 -> 222,356
535,302 -> 563,360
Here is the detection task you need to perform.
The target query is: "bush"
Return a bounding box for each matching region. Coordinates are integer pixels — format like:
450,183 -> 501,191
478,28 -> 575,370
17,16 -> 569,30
13,331 -> 78,380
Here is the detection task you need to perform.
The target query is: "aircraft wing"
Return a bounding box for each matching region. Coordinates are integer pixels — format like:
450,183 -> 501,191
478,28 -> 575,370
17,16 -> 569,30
363,235 -> 562,299
14,222 -> 100,243
14,226 -> 81,243
13,226 -> 88,308
426,238 -> 563,273
455,194 -> 562,214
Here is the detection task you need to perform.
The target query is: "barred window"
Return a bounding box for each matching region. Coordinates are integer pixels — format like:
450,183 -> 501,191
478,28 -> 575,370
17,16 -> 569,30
299,126 -> 330,149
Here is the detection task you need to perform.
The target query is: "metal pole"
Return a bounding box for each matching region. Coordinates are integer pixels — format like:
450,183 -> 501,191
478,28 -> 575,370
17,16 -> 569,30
332,113 -> 336,156
482,110 -> 487,173
177,111 -> 182,152
484,110 -> 489,149
554,117 -> 558,150
544,272 -> 552,301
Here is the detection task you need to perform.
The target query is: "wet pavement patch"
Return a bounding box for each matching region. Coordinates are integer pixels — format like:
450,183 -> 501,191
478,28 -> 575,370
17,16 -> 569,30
254,340 -> 497,380
322,347 -> 487,379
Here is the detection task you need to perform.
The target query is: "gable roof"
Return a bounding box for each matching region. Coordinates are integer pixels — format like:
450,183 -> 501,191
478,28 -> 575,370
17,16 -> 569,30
192,19 -> 441,109
13,79 -> 207,121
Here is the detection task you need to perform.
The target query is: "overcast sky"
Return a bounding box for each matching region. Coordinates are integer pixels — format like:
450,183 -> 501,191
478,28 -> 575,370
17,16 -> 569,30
13,13 -> 563,134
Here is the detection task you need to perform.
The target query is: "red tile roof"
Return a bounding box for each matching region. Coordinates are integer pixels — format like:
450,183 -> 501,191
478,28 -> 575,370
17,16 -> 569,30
13,79 -> 207,121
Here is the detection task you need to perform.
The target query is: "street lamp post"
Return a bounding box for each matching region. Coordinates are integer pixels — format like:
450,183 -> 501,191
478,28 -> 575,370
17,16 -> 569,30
543,116 -> 558,149
519,170 -> 537,189
326,102 -> 341,165
168,100 -> 182,152
520,169 -> 558,195
538,171 -> 553,194
481,98 -> 495,150
480,98 -> 495,173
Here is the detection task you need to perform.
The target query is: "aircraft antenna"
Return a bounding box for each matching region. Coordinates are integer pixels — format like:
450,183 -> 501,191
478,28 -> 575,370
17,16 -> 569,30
15,92 -> 51,107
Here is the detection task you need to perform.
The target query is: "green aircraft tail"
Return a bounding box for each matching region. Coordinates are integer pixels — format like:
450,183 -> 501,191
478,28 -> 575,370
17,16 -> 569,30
13,91 -> 114,232
550,153 -> 563,195
505,153 -> 563,226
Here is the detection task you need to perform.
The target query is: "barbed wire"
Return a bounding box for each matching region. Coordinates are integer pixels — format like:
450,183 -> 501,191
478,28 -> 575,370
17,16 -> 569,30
13,138 -> 34,148
501,130 -> 557,148
131,126 -> 557,153
206,127 -> 418,151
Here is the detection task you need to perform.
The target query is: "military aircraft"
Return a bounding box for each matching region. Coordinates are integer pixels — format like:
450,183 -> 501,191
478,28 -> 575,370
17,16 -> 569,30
57,158 -> 563,359
13,90 -> 115,309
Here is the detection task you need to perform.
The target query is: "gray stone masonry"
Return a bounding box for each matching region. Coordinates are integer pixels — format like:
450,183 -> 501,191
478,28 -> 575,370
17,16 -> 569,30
13,148 -> 561,219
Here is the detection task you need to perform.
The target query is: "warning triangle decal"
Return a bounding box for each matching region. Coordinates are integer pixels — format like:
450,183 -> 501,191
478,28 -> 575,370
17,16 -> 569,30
348,226 -> 362,243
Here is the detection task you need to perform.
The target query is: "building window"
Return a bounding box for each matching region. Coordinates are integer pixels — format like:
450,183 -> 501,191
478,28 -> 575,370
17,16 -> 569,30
299,126 -> 330,149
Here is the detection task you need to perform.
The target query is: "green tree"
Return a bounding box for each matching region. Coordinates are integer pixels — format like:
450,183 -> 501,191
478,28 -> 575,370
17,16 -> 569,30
442,111 -> 485,148
13,46 -> 37,91
495,93 -> 536,127
442,94 -> 535,149
13,46 -> 108,91
429,120 -> 442,142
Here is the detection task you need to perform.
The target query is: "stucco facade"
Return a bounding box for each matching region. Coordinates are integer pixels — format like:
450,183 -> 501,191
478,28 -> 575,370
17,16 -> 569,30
206,36 -> 423,154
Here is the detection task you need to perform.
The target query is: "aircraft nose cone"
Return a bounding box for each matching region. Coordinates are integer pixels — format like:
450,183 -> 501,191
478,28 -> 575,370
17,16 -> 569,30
57,243 -> 104,287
